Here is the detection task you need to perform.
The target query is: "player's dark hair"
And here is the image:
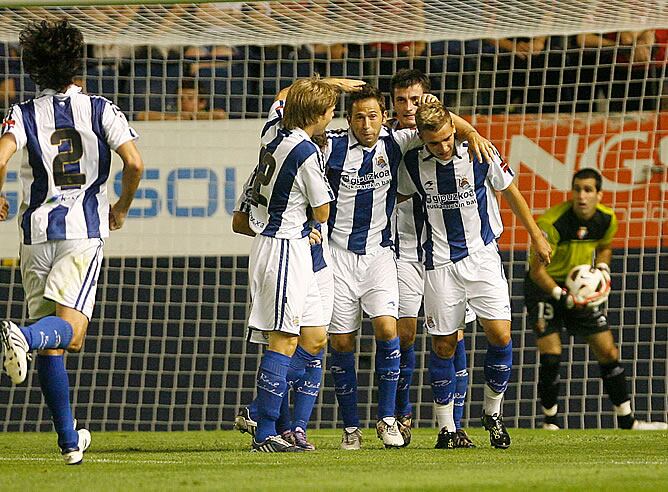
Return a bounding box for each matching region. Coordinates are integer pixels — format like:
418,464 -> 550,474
346,84 -> 386,116
19,20 -> 84,91
390,69 -> 430,98
572,168 -> 602,191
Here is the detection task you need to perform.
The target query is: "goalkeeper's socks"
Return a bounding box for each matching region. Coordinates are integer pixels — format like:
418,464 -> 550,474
453,339 -> 468,429
375,337 -> 401,419
429,350 -> 455,408
37,354 -> 79,451
614,401 -> 634,429
484,340 -> 513,394
292,348 -> 323,431
21,317 -> 73,350
329,349 -> 360,429
255,350 -> 290,441
395,343 -> 415,417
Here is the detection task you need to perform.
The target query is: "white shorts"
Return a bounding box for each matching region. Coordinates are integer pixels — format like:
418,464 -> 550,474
328,245 -> 398,334
20,238 -> 104,321
248,264 -> 334,345
248,235 -> 325,337
424,242 -> 510,336
397,259 -> 424,318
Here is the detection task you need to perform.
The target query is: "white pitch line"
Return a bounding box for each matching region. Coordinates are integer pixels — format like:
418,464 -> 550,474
0,456 -> 183,465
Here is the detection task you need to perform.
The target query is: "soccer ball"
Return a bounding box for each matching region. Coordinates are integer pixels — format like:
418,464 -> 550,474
565,264 -> 611,307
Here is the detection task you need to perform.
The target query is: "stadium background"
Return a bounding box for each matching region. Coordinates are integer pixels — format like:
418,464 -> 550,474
0,1 -> 666,432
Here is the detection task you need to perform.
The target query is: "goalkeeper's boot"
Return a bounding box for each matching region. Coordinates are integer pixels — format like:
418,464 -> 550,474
1,320 -> 31,385
397,414 -> 412,447
542,414 -> 560,430
376,417 -> 404,448
251,435 -> 303,453
454,428 -> 476,448
482,413 -> 511,449
61,424 -> 91,465
292,427 -> 316,451
434,427 -> 457,449
234,407 -> 257,437
630,420 -> 668,430
340,427 -> 362,450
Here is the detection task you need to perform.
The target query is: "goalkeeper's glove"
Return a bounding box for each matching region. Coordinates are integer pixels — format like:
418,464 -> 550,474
552,286 -> 577,310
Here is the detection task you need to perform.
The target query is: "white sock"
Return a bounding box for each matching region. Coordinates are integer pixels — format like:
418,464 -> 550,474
434,401 -> 455,432
483,384 -> 504,416
542,404 -> 558,417
614,400 -> 632,417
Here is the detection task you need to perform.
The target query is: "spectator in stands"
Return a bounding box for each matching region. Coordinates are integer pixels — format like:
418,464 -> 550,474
135,79 -> 227,120
481,35 -> 571,114
573,31 -> 656,113
650,29 -> 667,110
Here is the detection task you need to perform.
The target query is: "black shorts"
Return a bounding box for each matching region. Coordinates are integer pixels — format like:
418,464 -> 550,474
524,274 -> 610,339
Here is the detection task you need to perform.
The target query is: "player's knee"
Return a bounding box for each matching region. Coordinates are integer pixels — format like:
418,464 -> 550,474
330,333 -> 355,353
398,327 -> 416,349
597,346 -> 619,364
432,336 -> 456,359
487,330 -> 511,347
300,331 -> 328,354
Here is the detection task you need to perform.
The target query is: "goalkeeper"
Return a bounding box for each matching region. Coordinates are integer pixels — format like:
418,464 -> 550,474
524,168 -> 667,430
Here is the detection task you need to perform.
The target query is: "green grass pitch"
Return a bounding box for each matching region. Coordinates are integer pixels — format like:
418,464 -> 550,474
0,428 -> 666,490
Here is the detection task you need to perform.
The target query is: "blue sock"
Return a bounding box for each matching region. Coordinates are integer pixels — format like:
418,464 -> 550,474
395,343 -> 415,417
249,399 -> 258,421
330,349 -> 359,429
36,354 -> 78,451
276,390 -> 291,435
276,346 -> 311,434
20,317 -> 73,351
453,338 -> 469,430
255,350 -> 291,441
484,340 -> 513,393
293,349 -> 323,431
429,350 -> 455,405
375,337 -> 401,420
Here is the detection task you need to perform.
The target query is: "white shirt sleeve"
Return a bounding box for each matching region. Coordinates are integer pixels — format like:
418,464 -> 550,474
298,153 -> 334,210
102,101 -> 138,150
391,127 -> 422,154
486,145 -> 515,191
397,159 -> 418,196
2,105 -> 27,150
261,99 -> 286,146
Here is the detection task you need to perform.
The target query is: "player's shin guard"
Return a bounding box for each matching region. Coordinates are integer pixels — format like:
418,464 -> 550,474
375,337 -> 401,419
395,343 -> 415,417
36,354 -> 79,451
292,348 -> 323,431
538,354 -> 561,412
21,317 -> 73,351
453,339 -> 468,430
430,350 -> 456,431
483,341 -> 512,416
255,350 -> 291,441
600,361 -> 634,429
330,349 -> 360,429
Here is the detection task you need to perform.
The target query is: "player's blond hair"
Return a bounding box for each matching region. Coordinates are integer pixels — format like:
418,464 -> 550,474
415,100 -> 453,133
283,76 -> 339,130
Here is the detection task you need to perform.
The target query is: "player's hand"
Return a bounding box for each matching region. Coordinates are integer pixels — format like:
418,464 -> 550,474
532,234 -> 552,265
308,227 -> 322,245
551,286 -> 577,310
465,131 -> 496,165
109,203 -> 128,231
0,195 -> 8,221
326,78 -> 366,93
416,93 -> 438,105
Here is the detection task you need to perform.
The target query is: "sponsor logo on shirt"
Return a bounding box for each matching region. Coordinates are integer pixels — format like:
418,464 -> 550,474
340,169 -> 392,190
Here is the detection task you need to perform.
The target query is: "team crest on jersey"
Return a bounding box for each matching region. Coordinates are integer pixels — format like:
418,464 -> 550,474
424,180 -> 435,191
292,316 -> 300,327
376,155 -> 388,168
576,226 -> 588,239
457,176 -> 471,190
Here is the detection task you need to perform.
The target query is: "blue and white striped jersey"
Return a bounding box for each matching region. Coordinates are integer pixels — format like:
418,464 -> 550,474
236,168 -> 329,273
324,126 -> 420,255
247,99 -> 334,240
398,140 -> 514,269
1,85 -> 138,245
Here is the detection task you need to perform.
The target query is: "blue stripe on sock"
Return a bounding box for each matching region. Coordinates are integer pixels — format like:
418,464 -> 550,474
330,349 -> 359,428
430,350 -> 455,405
36,354 -> 78,450
395,343 -> 415,417
375,337 -> 401,419
484,340 -> 513,393
293,348 -> 323,431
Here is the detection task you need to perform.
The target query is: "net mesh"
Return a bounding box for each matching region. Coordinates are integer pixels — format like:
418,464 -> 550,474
0,0 -> 666,433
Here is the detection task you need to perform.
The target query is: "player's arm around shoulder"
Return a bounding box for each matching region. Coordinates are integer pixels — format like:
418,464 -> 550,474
449,113 -> 496,165
0,132 -> 18,221
110,140 -> 144,231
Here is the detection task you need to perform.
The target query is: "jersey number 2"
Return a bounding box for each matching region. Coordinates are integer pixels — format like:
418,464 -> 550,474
249,146 -> 276,207
51,128 -> 86,188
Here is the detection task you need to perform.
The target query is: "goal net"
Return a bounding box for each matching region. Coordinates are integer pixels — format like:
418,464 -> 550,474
0,1 -> 666,432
